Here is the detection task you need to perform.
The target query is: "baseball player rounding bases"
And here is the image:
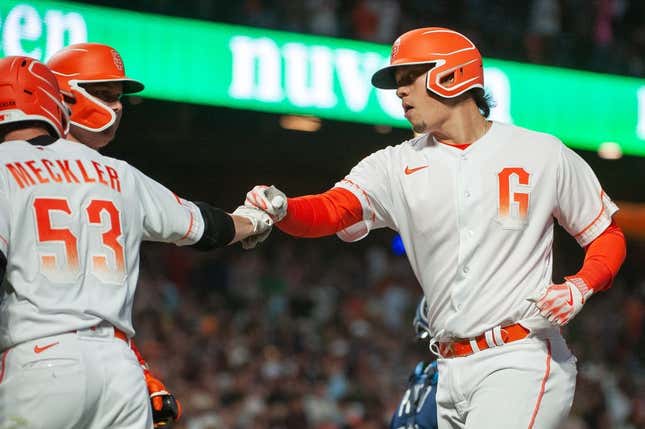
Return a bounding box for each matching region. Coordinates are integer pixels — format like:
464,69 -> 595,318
244,27 -> 627,428
0,56 -> 272,429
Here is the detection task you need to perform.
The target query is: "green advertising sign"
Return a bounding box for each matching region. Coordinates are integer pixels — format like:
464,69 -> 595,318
1,0 -> 644,156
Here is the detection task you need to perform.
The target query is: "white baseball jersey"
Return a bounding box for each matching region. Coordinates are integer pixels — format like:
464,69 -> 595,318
0,138 -> 204,350
335,121 -> 617,339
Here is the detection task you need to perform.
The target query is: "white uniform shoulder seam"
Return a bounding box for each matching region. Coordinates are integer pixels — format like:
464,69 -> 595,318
406,133 -> 428,150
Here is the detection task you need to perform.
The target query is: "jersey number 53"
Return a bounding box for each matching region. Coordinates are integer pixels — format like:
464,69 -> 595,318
33,197 -> 125,284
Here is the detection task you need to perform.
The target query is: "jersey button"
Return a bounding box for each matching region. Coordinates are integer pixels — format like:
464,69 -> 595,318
465,191 -> 471,198
463,266 -> 470,274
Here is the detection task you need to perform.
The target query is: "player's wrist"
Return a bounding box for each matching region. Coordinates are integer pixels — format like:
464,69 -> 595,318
565,276 -> 592,303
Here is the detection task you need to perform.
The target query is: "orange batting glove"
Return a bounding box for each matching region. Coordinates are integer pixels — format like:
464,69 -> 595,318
131,342 -> 182,427
144,370 -> 182,427
531,277 -> 592,326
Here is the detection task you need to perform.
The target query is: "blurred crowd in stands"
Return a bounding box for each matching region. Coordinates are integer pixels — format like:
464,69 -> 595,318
133,232 -> 644,429
94,0 -> 645,77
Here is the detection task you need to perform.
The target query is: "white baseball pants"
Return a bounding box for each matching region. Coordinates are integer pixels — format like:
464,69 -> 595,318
435,329 -> 576,429
0,326 -> 152,428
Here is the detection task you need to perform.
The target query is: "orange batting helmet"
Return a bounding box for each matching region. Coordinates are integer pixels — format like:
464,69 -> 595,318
47,43 -> 144,132
0,56 -> 69,138
371,27 -> 484,98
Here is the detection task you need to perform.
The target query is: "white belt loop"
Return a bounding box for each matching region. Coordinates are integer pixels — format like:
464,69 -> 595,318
428,329 -> 446,359
484,330 -> 497,348
429,340 -> 443,358
469,339 -> 480,352
493,326 -> 505,345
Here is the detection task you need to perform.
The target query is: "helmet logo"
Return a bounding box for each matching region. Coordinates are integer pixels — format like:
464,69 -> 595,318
111,50 -> 124,71
391,37 -> 401,60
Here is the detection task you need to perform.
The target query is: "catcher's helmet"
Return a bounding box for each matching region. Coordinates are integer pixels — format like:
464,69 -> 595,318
372,27 -> 483,98
413,296 -> 430,340
0,56 -> 69,138
47,43 -> 144,132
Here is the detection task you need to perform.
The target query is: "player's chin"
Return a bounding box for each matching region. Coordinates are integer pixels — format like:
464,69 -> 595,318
411,121 -> 427,134
86,132 -> 114,150
101,128 -> 116,140
99,125 -> 119,143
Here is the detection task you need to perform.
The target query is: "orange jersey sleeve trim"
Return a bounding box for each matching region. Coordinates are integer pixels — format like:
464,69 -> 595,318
339,178 -> 376,223
179,211 -> 195,241
573,190 -> 606,239
567,220 -> 626,293
0,350 -> 8,384
277,188 -> 363,238
172,195 -> 196,242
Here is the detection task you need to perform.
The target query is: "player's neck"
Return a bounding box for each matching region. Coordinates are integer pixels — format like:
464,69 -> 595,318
66,133 -> 82,143
3,127 -> 53,142
433,108 -> 491,146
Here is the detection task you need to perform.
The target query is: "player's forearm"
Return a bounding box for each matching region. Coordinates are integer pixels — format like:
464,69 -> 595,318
277,188 -> 363,237
191,202 -> 236,250
567,220 -> 626,292
230,215 -> 257,244
191,202 -> 265,248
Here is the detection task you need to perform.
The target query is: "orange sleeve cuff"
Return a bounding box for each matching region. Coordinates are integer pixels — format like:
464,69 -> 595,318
567,220 -> 626,293
277,188 -> 363,238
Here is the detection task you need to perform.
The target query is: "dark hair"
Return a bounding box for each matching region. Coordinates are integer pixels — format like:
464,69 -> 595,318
471,88 -> 494,118
430,86 -> 494,118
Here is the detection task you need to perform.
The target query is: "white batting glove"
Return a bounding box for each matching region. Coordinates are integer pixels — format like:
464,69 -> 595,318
244,185 -> 287,222
232,206 -> 273,249
530,278 -> 592,326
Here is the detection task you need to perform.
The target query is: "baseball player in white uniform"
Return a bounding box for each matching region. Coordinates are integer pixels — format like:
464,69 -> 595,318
244,27 -> 627,428
0,56 -> 272,429
46,42 -> 183,427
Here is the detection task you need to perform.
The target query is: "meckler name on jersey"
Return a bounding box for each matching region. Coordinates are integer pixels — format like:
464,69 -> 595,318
5,158 -> 122,192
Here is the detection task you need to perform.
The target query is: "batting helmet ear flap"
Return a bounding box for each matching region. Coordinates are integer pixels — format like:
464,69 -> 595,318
425,54 -> 483,97
66,81 -> 117,133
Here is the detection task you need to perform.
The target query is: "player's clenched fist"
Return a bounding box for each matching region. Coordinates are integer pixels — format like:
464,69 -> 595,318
232,205 -> 274,249
531,278 -> 592,326
245,185 -> 288,221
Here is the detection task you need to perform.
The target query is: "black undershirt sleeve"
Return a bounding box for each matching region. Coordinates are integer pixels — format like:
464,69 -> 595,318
190,202 -> 235,251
